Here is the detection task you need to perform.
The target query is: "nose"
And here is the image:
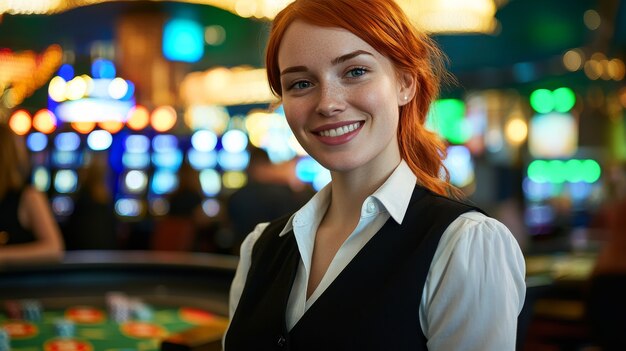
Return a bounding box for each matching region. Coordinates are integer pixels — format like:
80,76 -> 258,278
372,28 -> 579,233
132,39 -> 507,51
315,83 -> 345,117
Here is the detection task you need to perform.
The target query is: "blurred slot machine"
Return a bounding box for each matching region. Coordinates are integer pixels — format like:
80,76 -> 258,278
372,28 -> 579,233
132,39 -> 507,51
523,88 -> 602,243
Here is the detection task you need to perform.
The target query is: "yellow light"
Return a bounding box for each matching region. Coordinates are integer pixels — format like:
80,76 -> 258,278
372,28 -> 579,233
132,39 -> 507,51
222,171 -> 247,189
505,117 -> 527,146
98,120 -> 124,134
151,105 -> 177,132
9,110 -> 32,135
82,74 -> 94,95
71,121 -> 96,134
563,49 -> 584,72
583,9 -> 601,30
205,25 -> 226,46
181,66 -> 277,106
65,76 -> 87,100
48,76 -> 67,102
584,60 -> 602,80
126,105 -> 150,131
397,0 -> 503,34
33,109 -> 57,134
608,59 -> 625,81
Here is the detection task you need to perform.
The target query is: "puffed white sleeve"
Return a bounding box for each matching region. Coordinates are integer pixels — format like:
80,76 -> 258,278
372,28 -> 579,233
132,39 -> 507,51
228,222 -> 270,319
223,222 -> 269,350
420,211 -> 526,351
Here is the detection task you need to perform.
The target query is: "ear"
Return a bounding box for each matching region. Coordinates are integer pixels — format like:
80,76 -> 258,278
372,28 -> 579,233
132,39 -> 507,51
397,71 -> 417,106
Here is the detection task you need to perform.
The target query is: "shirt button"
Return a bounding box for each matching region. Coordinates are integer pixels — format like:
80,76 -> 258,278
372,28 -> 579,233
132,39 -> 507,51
366,201 -> 377,213
277,335 -> 286,347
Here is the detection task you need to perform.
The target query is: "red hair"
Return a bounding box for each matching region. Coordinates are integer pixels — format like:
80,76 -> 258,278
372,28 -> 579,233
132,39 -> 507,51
266,0 -> 459,197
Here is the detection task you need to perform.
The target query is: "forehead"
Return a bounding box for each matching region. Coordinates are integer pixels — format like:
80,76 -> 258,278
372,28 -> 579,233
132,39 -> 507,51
277,20 -> 387,68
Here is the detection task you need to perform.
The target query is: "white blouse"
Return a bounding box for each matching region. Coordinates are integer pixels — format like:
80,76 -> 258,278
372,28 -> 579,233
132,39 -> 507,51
227,161 -> 526,351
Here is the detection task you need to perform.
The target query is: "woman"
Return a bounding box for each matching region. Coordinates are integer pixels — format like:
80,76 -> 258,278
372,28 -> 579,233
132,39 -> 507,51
225,0 -> 526,349
0,123 -> 64,266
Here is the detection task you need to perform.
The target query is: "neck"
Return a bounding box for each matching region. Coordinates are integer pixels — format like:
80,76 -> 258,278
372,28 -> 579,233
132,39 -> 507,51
326,159 -> 401,224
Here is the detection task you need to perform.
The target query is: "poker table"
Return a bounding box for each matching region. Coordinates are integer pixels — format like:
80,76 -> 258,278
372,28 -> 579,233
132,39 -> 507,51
0,250 -> 238,351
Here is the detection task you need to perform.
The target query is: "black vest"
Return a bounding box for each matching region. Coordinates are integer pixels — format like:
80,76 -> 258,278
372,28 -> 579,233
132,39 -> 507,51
225,186 -> 479,351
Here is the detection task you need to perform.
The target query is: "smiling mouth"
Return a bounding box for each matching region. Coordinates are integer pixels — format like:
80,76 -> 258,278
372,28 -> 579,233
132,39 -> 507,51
317,122 -> 361,137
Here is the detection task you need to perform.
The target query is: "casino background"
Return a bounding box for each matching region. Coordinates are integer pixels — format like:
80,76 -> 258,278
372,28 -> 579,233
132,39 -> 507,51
1,0 -> 626,350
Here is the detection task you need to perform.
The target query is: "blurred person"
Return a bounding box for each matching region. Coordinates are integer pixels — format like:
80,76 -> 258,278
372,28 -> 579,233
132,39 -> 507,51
224,1 -> 526,350
586,163 -> 626,350
226,147 -> 311,253
151,160 -> 208,251
0,123 -> 64,266
64,153 -> 118,250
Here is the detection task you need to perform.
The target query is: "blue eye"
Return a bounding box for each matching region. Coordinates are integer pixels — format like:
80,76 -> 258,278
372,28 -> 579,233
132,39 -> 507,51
291,80 -> 312,90
347,67 -> 367,78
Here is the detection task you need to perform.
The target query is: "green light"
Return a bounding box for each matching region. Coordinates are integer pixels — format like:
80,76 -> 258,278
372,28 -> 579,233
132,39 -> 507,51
565,159 -> 583,182
530,89 -> 554,114
547,160 -> 566,183
553,87 -> 576,112
529,159 -> 601,184
581,159 -> 601,183
528,160 -> 549,183
427,99 -> 470,144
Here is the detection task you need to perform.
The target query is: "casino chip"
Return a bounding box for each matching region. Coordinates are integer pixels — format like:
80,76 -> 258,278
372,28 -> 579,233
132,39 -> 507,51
21,300 -> 42,322
54,318 -> 76,338
0,327 -> 10,351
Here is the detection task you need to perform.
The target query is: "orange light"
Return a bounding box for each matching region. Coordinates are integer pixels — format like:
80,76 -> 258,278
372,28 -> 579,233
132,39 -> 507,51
126,105 -> 150,131
98,120 -> 124,134
151,106 -> 177,133
71,121 -> 96,134
32,109 -> 57,134
9,110 -> 32,135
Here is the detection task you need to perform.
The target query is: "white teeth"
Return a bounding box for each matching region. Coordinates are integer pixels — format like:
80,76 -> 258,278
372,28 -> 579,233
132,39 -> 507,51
319,122 -> 360,137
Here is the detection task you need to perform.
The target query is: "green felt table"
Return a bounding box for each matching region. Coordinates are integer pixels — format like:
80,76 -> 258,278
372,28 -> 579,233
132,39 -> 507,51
0,303 -> 228,351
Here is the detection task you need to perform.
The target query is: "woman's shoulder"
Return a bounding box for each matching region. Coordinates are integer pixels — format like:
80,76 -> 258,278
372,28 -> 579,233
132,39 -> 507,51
440,211 -> 521,262
20,185 -> 48,202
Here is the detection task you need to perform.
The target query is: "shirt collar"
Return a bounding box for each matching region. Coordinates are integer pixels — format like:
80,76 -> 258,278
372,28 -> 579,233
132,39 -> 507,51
278,183 -> 331,237
278,159 -> 416,236
370,160 -> 416,225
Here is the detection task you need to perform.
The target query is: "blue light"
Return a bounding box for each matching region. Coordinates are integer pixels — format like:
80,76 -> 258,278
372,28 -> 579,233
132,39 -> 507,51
54,169 -> 78,193
57,64 -> 74,81
151,170 -> 178,195
51,195 -> 74,217
51,151 -> 81,167
125,134 -> 150,153
152,134 -> 178,152
187,149 -> 218,170
296,157 -> 323,183
121,80 -> 135,101
122,153 -> 151,169
217,150 -> 249,171
91,58 -> 116,79
27,132 -> 48,152
152,150 -> 183,170
222,129 -> 248,153
163,19 -> 204,63
191,130 -> 218,152
55,132 -> 81,152
87,130 -> 113,151
200,169 -> 221,196
115,198 -> 143,217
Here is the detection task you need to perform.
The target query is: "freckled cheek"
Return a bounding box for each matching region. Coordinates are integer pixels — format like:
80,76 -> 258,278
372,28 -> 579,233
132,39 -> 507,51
283,103 -> 308,133
351,87 -> 392,115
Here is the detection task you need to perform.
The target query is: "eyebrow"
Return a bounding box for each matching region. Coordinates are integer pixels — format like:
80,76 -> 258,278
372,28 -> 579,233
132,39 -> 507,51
280,50 -> 373,76
331,50 -> 373,65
